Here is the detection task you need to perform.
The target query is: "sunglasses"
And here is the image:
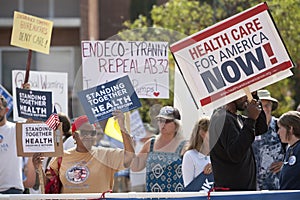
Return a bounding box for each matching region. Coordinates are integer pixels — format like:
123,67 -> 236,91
157,118 -> 174,124
78,130 -> 97,137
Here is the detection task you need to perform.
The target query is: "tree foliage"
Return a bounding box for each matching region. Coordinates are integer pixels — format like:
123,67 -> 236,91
118,0 -> 300,120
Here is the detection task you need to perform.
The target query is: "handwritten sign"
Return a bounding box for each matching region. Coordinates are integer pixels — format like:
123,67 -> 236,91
78,75 -> 141,123
16,122 -> 63,157
81,40 -> 169,98
170,3 -> 293,113
10,11 -> 53,54
16,88 -> 52,121
0,85 -> 13,117
130,110 -> 146,140
12,70 -> 68,122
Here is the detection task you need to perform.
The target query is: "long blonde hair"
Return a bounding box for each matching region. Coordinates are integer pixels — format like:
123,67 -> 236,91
187,117 -> 210,152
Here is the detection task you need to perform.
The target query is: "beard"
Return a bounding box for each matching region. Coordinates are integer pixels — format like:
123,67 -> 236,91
0,115 -> 5,123
235,100 -> 248,111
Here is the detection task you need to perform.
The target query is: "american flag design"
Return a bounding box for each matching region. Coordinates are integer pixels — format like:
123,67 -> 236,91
45,106 -> 60,130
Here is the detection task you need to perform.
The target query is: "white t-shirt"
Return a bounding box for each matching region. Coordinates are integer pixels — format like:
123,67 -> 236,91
0,121 -> 24,192
130,141 -> 146,188
182,149 -> 211,187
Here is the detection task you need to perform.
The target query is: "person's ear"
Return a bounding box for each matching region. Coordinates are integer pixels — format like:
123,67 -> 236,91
290,126 -> 294,134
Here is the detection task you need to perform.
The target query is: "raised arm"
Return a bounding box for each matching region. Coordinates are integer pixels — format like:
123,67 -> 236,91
130,138 -> 151,172
112,110 -> 135,168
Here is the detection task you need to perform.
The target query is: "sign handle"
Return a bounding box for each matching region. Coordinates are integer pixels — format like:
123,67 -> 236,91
38,165 -> 45,194
24,49 -> 32,84
243,87 -> 253,102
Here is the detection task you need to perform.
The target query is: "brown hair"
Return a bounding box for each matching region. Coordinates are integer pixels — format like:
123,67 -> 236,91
187,117 -> 210,151
278,111 -> 300,140
58,112 -> 72,141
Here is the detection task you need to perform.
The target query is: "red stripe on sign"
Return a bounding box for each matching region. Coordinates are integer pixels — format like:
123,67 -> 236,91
200,61 -> 292,106
170,3 -> 268,53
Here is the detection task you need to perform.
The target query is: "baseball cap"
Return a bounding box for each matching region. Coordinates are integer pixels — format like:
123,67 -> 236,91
155,106 -> 181,120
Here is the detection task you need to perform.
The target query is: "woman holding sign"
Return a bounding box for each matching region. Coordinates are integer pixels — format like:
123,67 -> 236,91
33,110 -> 135,193
182,117 -> 214,192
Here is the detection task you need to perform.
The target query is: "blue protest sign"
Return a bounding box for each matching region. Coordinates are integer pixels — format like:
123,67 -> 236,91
16,88 -> 52,121
182,172 -> 214,192
0,85 -> 13,117
78,75 -> 142,123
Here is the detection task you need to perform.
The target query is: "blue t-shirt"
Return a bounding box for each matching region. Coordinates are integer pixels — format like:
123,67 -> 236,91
280,140 -> 300,190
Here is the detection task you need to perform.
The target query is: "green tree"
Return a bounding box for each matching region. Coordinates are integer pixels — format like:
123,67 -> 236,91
118,0 -> 300,120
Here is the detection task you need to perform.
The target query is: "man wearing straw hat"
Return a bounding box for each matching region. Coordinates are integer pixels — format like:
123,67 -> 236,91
252,89 -> 286,190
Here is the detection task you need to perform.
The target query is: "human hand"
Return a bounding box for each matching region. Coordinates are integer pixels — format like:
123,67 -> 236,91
22,82 -> 31,90
112,110 -> 125,130
269,161 -> 283,173
203,163 -> 213,175
247,99 -> 262,120
32,153 -> 45,170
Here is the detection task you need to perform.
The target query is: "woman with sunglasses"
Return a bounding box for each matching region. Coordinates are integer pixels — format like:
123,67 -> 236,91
131,106 -> 187,192
33,110 -> 135,193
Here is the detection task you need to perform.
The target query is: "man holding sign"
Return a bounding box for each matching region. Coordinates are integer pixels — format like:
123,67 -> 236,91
34,110 -> 135,193
209,92 -> 267,191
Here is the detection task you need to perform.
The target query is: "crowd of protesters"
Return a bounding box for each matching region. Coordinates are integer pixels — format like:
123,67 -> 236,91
1,88 -> 300,195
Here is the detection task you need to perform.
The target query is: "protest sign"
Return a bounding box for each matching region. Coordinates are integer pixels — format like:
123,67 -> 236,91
81,40 -> 169,98
0,85 -> 13,117
130,110 -> 146,140
16,122 -> 63,157
16,88 -> 52,121
78,75 -> 141,124
12,70 -> 68,121
10,11 -> 53,54
170,2 -> 293,113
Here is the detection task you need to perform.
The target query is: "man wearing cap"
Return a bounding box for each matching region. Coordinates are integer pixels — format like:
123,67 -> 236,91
35,110 -> 135,193
252,90 -> 286,190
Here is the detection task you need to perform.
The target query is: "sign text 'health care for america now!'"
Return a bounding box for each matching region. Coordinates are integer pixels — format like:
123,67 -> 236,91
170,2 -> 293,113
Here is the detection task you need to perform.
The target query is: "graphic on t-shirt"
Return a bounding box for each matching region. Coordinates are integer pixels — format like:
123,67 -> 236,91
0,134 -> 8,152
66,165 -> 89,184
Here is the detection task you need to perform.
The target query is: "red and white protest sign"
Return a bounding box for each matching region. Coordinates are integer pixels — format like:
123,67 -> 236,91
170,2 -> 293,113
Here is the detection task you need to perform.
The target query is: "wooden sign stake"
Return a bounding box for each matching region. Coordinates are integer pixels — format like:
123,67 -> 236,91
24,49 -> 32,84
243,87 -> 253,102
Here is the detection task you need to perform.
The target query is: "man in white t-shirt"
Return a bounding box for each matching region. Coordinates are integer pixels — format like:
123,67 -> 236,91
0,95 -> 24,194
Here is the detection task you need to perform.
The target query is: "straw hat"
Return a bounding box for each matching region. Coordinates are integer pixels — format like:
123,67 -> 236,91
257,90 -> 278,111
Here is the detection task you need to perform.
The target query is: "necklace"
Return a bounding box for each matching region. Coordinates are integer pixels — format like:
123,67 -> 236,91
283,140 -> 300,166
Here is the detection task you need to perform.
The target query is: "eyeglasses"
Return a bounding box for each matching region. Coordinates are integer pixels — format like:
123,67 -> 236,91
157,118 -> 174,124
78,130 -> 97,137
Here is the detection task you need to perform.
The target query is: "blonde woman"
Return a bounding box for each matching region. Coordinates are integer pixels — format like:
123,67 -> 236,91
182,117 -> 213,191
